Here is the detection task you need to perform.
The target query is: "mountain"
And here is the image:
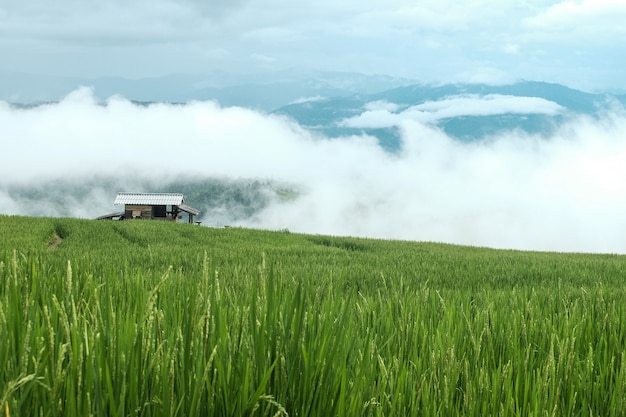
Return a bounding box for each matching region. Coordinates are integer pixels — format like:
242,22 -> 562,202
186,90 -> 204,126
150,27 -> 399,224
0,70 -> 417,110
3,70 -> 624,151
273,81 -> 626,151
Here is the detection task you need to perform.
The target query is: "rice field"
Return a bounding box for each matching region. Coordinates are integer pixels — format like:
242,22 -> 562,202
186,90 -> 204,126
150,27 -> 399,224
2,215 -> 626,416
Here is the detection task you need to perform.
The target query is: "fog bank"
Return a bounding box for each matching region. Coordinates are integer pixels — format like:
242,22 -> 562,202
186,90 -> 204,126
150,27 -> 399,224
3,88 -> 626,254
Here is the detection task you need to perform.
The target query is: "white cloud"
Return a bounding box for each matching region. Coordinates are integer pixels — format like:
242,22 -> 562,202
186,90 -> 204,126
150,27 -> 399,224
289,95 -> 325,105
340,109 -> 398,129
250,53 -> 276,66
365,101 -> 401,112
255,112 -> 626,254
250,53 -> 274,62
347,0 -> 531,36
523,0 -> 626,39
3,88 -> 626,253
341,95 -> 564,128
412,94 -> 564,118
502,43 -> 520,55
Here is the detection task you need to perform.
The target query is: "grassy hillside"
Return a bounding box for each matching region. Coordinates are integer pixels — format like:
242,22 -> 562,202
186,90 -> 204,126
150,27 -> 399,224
2,215 -> 626,416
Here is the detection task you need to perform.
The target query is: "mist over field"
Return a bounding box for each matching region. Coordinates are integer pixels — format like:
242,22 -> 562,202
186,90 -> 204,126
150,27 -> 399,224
2,87 -> 626,254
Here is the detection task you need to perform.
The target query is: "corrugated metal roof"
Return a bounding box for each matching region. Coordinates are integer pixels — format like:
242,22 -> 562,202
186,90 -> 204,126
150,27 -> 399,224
96,212 -> 125,220
114,193 -> 184,206
179,204 -> 200,216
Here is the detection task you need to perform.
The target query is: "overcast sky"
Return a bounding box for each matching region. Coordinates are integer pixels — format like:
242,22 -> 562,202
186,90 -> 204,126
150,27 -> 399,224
1,0 -> 625,91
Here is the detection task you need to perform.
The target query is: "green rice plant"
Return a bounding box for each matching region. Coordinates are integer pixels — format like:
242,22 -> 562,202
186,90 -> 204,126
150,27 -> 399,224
2,215 -> 626,416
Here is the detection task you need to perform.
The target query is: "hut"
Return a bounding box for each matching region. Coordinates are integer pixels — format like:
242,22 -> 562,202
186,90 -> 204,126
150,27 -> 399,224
97,192 -> 200,224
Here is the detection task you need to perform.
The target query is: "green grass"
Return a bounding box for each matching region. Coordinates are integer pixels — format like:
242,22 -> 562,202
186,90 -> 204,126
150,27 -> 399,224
1,215 -> 626,416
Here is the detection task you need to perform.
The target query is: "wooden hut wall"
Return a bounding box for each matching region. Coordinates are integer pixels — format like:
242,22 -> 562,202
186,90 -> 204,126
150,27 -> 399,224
152,205 -> 167,218
125,204 -> 153,219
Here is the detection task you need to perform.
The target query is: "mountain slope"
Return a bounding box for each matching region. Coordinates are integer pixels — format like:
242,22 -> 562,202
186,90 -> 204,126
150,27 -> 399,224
274,81 -> 625,150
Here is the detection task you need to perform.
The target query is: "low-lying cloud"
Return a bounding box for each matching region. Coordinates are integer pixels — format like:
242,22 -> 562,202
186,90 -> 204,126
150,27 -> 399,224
3,87 -> 626,254
289,95 -> 326,105
341,94 -> 565,128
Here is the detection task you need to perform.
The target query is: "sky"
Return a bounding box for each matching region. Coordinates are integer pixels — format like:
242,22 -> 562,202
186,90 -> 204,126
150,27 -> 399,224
1,0 -> 626,91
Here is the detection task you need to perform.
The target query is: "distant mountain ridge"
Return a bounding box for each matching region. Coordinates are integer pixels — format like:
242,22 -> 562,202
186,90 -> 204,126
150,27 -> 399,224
2,71 -> 624,150
0,70 -> 417,110
273,80 -> 626,150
